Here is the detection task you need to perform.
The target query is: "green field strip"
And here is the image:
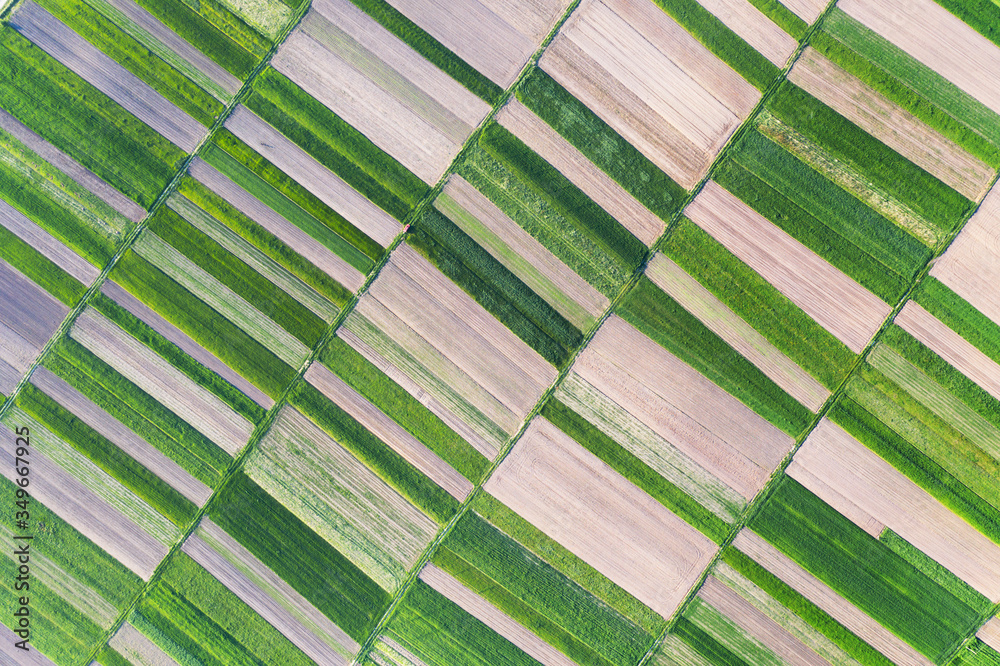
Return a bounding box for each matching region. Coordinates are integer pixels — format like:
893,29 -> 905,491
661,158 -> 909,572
201,141 -> 379,271
16,383 -> 197,527
670,615 -> 754,666
750,476 -> 981,661
619,276 -> 812,435
542,398 -> 731,544
247,67 -> 429,218
748,0 -> 809,39
148,207 -> 327,347
33,0 -> 224,126
320,336 -> 489,483
288,380 -> 461,524
952,639 -> 1000,666
684,597 -> 785,666
515,68 -> 687,224
407,209 -> 580,368
767,80 -> 973,230
443,511 -> 655,666
0,28 -> 184,208
44,337 -> 230,488
0,225 -> 87,307
662,218 -> 855,390
912,277 -> 1000,367
91,292 -> 268,424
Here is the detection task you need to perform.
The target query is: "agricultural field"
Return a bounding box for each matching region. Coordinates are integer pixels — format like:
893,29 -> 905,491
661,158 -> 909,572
3,0 -> 1000,663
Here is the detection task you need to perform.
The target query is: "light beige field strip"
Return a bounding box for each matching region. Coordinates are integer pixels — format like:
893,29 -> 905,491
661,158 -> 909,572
224,105 -> 401,247
895,301 -> 1000,403
336,328 -> 498,457
109,623 -> 180,666
979,617 -> 1000,652
540,37 -> 709,189
930,182 -> 1000,325
32,366 -> 213,505
11,2 -> 204,152
567,0 -> 738,155
312,0 -> 491,129
486,416 -> 718,618
647,253 -> 829,411
0,108 -> 144,222
305,362 -> 473,500
687,181 -> 891,352
383,0 -> 534,86
868,343 -> 1000,459
734,529 -> 935,666
0,260 -> 66,350
789,48 -> 994,201
480,0 -> 570,44
0,199 -> 99,284
185,518 -> 357,664
785,461 -> 884,537
496,99 -> 663,245
419,564 -> 578,666
72,308 -> 254,455
189,156 -> 368,289
690,0 -> 798,66
840,0 -> 1000,116
557,371 -> 745,521
795,419 -> 1000,600
781,0 -> 825,22
0,423 -> 167,579
0,320 -> 41,378
273,31 -> 459,184
0,625 -> 58,666
699,576 -> 831,666
440,173 -> 608,322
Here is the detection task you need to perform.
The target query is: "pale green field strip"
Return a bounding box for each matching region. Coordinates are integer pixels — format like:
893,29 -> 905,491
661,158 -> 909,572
108,621 -> 179,666
0,198 -> 99,285
71,307 -> 255,455
755,111 -> 943,247
839,0 -> 1000,116
697,574 -> 830,665
732,528 -> 934,666
712,561 -> 864,666
495,98 -> 663,246
0,107 -> 143,224
0,421 -> 167,580
867,343 -> 1000,461
0,625 -> 58,666
651,634 -> 716,666
32,366 -> 212,506
271,26 -> 466,185
132,230 -> 311,368
930,183 -> 1000,326
686,180 -> 892,352
167,193 -> 339,324
486,416 -> 718,619
188,155 -> 367,292
418,563 -> 577,666
7,408 -> 179,546
647,253 -> 829,411
183,519 -> 357,665
684,597 -> 786,666
100,279 -> 273,411
789,419 -> 1000,601
224,105 -> 401,247
896,302 -> 1000,403
979,617 -> 1000,652
689,0 -> 798,66
370,637 -> 432,666
309,0 -> 490,139
579,315 -> 792,500
216,0 -> 292,40
788,47 -> 995,202
11,2 -> 205,151
0,520 -> 118,631
539,0 -> 759,190
436,175 -> 607,330
82,0 -> 241,100
383,0 -> 569,88
555,372 -> 745,522
304,362 -> 473,500
247,406 -> 438,591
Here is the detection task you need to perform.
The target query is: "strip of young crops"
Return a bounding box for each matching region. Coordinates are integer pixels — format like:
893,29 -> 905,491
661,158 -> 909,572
0,200 -> 99,286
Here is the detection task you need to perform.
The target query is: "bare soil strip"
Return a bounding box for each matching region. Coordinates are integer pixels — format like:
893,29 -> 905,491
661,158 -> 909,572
496,99 -> 663,246
486,416 -> 718,618
686,181 -> 891,353
688,0 -> 798,66
734,528 -> 935,666
0,259 -> 69,349
785,462 -> 884,537
0,199 -> 99,284
0,624 -> 59,665
0,321 -> 42,390
780,0 -> 825,22
109,623 -> 180,666
978,617 -> 1000,652
790,48 -> 994,202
